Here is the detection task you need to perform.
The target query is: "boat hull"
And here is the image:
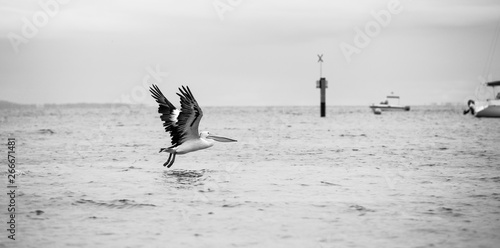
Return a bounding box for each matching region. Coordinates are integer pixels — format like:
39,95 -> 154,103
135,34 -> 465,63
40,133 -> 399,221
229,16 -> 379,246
475,104 -> 500,118
369,105 -> 410,112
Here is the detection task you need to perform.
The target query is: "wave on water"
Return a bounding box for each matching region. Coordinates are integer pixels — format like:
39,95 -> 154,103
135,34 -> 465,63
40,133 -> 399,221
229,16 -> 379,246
161,169 -> 213,187
166,169 -> 207,178
73,199 -> 156,209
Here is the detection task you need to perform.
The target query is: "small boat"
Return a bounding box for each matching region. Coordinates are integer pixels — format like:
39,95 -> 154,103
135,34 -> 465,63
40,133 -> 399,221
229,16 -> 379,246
464,81 -> 500,118
369,94 -> 410,113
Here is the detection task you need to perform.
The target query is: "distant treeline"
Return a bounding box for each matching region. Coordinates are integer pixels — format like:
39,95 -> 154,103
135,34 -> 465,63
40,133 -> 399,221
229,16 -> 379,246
0,100 -> 137,109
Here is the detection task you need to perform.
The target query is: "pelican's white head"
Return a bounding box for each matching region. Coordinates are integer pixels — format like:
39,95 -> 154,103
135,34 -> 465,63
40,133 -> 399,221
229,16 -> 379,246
200,131 -> 211,139
200,131 -> 237,142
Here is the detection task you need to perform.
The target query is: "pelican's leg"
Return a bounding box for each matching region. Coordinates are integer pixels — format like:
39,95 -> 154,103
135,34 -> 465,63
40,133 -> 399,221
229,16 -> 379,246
163,153 -> 173,167
166,153 -> 177,168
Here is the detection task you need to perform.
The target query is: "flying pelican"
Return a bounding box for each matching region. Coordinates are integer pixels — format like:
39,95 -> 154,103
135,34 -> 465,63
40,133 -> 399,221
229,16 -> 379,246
149,84 -> 237,168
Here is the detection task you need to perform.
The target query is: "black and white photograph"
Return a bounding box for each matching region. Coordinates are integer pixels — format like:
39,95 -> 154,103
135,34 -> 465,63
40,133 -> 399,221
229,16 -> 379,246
1,0 -> 500,247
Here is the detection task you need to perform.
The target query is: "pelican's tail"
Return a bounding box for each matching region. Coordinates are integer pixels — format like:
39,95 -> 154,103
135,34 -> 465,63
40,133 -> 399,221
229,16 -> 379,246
159,147 -> 176,153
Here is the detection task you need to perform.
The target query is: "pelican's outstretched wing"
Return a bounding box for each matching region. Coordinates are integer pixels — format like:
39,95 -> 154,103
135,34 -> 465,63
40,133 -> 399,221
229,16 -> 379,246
149,84 -> 183,147
176,86 -> 204,143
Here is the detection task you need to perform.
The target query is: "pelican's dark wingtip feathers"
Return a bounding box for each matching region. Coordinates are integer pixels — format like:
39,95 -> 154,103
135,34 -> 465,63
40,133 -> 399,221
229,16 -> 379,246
149,84 -> 186,146
150,84 -> 175,110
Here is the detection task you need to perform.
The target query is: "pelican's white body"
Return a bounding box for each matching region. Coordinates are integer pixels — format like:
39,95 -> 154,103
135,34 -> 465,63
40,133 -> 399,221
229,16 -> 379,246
171,135 -> 214,154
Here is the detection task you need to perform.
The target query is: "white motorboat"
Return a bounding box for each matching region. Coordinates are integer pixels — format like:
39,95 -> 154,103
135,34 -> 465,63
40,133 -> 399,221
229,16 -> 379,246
369,94 -> 410,113
464,81 -> 500,118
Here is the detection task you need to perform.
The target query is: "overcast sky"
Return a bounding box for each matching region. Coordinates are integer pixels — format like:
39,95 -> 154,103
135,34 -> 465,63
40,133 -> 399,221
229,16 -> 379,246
1,0 -> 500,106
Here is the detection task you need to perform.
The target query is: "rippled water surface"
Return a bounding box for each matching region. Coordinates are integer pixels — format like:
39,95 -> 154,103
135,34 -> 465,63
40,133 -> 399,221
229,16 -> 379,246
0,105 -> 499,247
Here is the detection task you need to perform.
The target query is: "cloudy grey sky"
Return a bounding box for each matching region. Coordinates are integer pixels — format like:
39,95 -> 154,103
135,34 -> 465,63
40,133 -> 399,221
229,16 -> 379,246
1,0 -> 500,106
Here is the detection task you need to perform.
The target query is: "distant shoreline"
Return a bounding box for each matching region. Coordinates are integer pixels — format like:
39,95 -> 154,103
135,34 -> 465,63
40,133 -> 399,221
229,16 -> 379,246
0,100 -> 467,109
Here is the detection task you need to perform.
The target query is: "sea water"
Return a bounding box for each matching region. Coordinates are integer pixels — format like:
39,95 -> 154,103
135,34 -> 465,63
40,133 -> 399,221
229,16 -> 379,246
0,105 -> 499,247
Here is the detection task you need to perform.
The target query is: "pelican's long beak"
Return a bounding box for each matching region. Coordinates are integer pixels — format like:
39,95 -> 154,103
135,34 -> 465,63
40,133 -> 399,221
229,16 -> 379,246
206,135 -> 237,142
